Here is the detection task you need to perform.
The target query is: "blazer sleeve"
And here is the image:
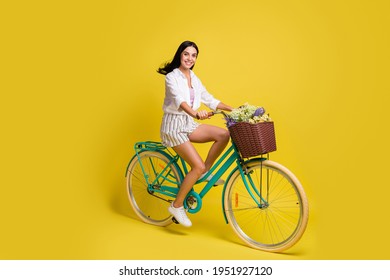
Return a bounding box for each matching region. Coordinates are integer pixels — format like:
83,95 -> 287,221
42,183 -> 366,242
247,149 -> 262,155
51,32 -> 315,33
197,79 -> 220,110
165,73 -> 187,110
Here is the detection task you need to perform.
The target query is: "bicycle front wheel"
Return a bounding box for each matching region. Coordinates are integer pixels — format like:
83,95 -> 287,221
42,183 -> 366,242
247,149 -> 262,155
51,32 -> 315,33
126,150 -> 181,226
224,159 -> 309,252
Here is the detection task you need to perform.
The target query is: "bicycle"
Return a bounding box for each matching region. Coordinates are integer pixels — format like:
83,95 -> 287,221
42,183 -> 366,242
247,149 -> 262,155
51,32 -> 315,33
125,111 -> 309,252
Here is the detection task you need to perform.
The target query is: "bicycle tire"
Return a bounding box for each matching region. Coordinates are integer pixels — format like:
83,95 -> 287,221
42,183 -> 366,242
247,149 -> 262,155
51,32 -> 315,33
126,150 -> 181,226
224,159 -> 309,252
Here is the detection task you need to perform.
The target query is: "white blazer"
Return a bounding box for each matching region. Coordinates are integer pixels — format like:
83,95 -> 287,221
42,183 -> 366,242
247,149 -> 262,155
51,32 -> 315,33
162,68 -> 220,115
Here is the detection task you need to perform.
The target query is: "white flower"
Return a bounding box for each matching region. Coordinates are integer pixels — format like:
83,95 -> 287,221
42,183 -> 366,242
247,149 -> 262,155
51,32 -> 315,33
226,103 -> 272,126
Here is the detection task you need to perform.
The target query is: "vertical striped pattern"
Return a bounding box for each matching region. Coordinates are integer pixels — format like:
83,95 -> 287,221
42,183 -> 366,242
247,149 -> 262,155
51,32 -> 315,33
160,113 -> 199,147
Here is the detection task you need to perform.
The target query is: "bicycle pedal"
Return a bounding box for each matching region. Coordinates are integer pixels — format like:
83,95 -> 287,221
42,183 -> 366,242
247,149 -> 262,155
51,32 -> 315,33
172,217 -> 179,224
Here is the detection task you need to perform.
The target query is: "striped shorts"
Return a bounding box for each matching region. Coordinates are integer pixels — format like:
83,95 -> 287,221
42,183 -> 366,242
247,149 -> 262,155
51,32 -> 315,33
160,113 -> 200,147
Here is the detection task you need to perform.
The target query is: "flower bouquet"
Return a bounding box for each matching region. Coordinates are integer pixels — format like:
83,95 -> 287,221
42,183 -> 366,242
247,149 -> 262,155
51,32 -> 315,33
225,103 -> 276,157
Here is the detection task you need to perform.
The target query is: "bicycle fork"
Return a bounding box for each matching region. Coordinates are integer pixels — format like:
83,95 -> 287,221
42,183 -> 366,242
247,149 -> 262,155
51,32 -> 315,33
238,158 -> 269,209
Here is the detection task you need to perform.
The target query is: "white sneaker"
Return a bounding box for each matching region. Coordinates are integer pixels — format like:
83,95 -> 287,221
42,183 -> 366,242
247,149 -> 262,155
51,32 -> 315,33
168,203 -> 192,227
200,172 -> 225,186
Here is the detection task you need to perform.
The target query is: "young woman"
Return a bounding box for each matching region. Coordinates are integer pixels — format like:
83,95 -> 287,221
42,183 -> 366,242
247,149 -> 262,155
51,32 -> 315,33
157,41 -> 233,227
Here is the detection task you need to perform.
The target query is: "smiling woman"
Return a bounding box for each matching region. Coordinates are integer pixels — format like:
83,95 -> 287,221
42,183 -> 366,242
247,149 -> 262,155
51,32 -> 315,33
156,41 -> 233,227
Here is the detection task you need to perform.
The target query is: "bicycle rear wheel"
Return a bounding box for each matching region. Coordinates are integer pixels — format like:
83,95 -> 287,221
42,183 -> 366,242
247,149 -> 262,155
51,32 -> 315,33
224,159 -> 308,252
126,150 -> 181,226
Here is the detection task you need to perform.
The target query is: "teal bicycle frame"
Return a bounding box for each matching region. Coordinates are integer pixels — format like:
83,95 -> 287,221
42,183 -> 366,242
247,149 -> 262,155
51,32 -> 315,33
129,140 -> 268,222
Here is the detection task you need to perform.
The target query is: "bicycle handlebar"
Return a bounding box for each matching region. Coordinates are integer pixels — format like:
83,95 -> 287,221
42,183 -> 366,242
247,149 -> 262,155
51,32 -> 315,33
196,110 -> 228,120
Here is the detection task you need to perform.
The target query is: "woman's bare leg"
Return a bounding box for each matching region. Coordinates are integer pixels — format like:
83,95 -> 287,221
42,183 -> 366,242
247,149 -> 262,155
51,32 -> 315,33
189,124 -> 230,172
172,141 -> 206,207
171,125 -> 229,207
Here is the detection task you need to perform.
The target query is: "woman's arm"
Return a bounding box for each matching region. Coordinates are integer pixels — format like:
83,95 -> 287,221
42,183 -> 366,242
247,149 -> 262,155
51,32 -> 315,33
195,79 -> 233,112
179,102 -> 197,118
180,101 -> 234,120
179,102 -> 210,120
217,102 -> 234,112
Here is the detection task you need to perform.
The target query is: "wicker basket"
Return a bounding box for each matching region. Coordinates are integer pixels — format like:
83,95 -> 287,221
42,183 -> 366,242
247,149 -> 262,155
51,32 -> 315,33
228,121 -> 277,158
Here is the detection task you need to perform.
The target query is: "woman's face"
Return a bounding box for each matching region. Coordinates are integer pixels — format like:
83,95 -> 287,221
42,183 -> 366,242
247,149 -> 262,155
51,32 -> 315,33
179,46 -> 197,71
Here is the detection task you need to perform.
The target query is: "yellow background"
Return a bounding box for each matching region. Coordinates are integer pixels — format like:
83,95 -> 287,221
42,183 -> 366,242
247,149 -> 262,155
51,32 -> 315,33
1,0 -> 389,259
